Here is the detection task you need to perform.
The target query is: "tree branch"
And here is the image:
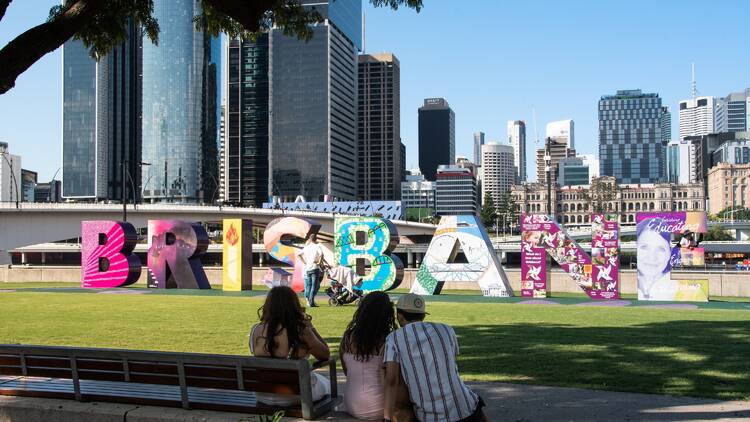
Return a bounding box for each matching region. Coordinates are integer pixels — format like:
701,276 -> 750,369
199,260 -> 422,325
0,0 -> 103,94
203,0 -> 270,32
0,0 -> 12,23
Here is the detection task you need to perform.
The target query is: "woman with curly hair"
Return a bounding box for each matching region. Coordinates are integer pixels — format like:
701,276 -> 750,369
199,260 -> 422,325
340,291 -> 398,419
249,286 -> 330,405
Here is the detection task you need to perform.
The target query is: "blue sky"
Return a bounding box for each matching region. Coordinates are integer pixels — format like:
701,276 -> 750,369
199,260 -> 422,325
1,0 -> 749,181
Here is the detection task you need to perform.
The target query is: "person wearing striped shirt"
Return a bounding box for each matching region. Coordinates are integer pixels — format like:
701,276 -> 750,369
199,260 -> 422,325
383,294 -> 487,422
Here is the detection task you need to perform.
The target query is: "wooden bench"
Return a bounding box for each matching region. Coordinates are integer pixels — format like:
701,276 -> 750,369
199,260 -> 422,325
0,344 -> 340,420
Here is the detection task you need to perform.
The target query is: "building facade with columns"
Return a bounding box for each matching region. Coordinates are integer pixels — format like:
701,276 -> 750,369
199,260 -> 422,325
511,176 -> 705,225
707,162 -> 750,215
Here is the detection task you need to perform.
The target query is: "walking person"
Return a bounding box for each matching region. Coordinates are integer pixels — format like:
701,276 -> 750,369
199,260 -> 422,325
383,294 -> 487,422
297,233 -> 324,307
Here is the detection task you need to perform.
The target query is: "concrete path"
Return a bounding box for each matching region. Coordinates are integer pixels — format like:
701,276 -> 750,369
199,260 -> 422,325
1,382 -> 749,421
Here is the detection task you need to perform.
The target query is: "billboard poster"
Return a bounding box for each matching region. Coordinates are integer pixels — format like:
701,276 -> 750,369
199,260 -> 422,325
636,212 -> 709,302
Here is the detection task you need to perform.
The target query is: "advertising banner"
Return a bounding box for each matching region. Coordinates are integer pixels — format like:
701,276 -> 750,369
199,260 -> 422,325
222,219 -> 253,291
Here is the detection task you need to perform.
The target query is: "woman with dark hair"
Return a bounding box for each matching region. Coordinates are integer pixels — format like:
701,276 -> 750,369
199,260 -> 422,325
340,291 -> 398,420
249,286 -> 330,405
636,218 -> 677,300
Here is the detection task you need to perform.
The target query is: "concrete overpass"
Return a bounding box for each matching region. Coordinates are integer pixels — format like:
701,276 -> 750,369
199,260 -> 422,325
0,203 -> 437,264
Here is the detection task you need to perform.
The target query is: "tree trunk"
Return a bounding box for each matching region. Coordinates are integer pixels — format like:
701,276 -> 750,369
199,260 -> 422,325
0,0 -> 13,23
0,0 -> 102,94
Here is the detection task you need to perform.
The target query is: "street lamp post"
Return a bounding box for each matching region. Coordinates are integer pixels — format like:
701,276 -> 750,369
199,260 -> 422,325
1,151 -> 20,209
545,137 -> 552,218
121,160 -> 150,221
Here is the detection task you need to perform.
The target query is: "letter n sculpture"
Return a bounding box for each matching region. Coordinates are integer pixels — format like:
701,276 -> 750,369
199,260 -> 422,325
521,214 -> 620,299
81,221 -> 141,288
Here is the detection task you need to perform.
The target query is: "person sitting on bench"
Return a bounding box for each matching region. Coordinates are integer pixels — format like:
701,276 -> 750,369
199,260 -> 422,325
250,286 -> 331,405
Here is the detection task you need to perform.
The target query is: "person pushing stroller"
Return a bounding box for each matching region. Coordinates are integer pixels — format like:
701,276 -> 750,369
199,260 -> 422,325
325,263 -> 363,306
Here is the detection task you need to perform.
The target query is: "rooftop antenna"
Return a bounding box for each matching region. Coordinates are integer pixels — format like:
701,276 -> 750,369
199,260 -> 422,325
532,107 -> 539,147
362,11 -> 366,54
691,62 -> 698,99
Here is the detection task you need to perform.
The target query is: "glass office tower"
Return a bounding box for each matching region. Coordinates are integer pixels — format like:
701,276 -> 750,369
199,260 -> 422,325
62,20 -> 141,202
141,0 -> 220,202
224,35 -> 270,207
418,98 -> 455,181
62,39 -> 97,199
268,0 -> 361,201
598,90 -> 669,184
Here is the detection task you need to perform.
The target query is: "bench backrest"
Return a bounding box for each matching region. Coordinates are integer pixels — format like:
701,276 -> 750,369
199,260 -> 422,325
0,344 -> 336,419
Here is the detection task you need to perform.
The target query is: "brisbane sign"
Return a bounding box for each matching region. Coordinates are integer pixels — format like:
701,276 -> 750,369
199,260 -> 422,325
81,211 -> 709,301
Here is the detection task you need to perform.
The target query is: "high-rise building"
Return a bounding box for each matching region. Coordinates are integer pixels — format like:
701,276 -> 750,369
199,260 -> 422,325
418,98 -> 455,181
707,162 -> 750,214
536,138 -> 576,185
62,20 -> 141,202
21,169 -> 37,203
358,53 -> 401,201
679,96 -> 715,140
546,119 -> 575,149
269,0 -> 361,201
0,142 -> 21,204
401,170 -> 436,210
473,132 -> 485,167
223,35 -> 270,207
557,157 -> 589,187
507,120 -> 526,182
599,89 -> 669,184
435,165 -> 477,215
578,154 -> 599,183
34,181 -> 62,203
666,139 -> 698,184
715,88 -> 750,133
141,0 -> 220,203
481,143 -> 515,206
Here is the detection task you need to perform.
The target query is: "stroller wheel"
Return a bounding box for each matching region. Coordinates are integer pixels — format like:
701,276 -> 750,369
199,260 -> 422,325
328,297 -> 338,306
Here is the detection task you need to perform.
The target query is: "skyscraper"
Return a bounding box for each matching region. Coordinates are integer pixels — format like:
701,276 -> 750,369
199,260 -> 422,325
473,132 -> 485,166
418,98 -> 455,181
546,119 -> 575,149
679,97 -> 715,140
715,88 -> 750,133
598,89 -> 669,184
508,120 -> 526,183
223,35 -> 270,207
507,120 -> 526,182
435,165 -> 477,215
269,0 -> 361,201
481,143 -> 515,206
358,52 -> 401,201
141,0 -> 220,203
62,20 -> 141,202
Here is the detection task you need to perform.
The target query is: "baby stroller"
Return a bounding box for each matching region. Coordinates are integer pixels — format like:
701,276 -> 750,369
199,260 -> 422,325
324,264 -> 363,306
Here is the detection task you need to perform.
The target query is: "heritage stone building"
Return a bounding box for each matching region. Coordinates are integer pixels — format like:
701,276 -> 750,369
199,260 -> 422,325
511,176 -> 705,225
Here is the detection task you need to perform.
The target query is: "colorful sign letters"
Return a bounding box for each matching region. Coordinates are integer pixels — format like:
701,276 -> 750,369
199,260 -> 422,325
262,217 -> 321,292
147,220 -> 210,289
222,219 -> 253,291
636,212 -> 709,302
521,214 -> 620,299
334,216 -> 404,293
81,221 -> 142,288
411,215 -> 513,297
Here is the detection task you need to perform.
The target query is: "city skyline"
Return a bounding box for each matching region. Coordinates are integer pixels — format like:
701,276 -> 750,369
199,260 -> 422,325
1,1 -> 749,182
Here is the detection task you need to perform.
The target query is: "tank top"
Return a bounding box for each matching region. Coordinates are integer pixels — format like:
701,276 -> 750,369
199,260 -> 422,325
342,352 -> 385,420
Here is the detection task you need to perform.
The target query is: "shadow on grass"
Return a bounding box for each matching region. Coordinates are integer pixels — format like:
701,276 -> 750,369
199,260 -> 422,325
453,320 -> 750,401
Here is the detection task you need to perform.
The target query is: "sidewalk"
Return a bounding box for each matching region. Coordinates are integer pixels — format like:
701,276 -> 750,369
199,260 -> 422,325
1,382 -> 748,421
322,381 -> 750,421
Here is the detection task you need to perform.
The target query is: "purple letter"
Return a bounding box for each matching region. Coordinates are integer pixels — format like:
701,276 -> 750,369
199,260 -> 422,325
147,220 -> 210,289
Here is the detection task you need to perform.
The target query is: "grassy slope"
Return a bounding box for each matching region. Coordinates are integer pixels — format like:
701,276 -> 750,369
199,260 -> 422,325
1,290 -> 749,400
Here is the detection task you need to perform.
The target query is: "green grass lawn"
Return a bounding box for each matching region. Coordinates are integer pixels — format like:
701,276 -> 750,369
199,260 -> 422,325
1,286 -> 749,401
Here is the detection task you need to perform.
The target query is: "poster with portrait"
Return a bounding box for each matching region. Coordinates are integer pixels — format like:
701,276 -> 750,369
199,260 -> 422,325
635,212 -> 708,302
